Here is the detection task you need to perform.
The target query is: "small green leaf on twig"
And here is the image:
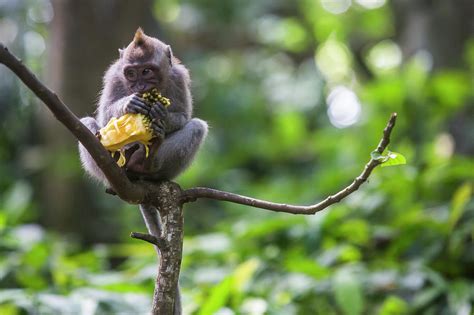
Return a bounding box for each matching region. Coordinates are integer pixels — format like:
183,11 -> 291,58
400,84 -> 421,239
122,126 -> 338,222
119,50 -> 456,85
381,151 -> 406,167
371,150 -> 407,167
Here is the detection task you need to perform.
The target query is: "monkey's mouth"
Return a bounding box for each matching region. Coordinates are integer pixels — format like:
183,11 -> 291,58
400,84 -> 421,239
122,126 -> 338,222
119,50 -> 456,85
132,83 -> 158,93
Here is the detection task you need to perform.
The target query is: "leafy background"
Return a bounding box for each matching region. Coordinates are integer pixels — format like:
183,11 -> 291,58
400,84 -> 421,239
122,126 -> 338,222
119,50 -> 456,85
0,0 -> 473,314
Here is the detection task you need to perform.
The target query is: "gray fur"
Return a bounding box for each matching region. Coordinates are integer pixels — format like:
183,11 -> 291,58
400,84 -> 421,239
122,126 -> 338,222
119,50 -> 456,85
78,38 -> 207,185
79,117 -> 108,183
127,118 -> 207,181
139,204 -> 162,240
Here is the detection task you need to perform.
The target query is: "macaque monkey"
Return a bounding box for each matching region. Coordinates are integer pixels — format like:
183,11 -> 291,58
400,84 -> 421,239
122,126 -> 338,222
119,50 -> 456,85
79,28 -> 207,184
79,28 -> 206,315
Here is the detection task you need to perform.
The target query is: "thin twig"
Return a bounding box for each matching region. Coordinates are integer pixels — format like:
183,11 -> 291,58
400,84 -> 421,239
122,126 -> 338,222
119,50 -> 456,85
181,113 -> 397,214
131,232 -> 168,250
0,44 -> 145,203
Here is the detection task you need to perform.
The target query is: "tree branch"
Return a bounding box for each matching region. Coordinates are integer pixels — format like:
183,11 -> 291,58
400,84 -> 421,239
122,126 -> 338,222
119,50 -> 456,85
130,232 -> 169,250
0,44 -> 145,203
181,113 -> 397,214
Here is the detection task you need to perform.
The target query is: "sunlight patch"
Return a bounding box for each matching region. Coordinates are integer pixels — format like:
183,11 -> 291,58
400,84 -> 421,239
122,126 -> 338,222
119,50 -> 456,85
327,86 -> 361,128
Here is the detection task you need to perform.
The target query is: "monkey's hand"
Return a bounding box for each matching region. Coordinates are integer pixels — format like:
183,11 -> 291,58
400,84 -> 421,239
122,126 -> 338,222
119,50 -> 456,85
123,94 -> 167,139
124,94 -> 149,115
149,103 -> 168,138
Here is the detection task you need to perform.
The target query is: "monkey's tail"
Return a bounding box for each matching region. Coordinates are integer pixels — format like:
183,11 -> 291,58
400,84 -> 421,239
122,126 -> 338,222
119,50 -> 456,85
139,204 -> 162,240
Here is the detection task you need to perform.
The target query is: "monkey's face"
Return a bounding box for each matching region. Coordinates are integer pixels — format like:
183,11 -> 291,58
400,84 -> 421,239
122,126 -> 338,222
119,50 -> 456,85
123,64 -> 163,93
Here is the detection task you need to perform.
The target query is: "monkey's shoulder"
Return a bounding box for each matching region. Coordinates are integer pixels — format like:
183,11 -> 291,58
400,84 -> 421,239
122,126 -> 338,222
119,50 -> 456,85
170,63 -> 190,82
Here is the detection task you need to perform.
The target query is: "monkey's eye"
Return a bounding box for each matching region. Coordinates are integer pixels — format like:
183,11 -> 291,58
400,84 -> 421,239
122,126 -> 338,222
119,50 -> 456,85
142,68 -> 154,79
124,68 -> 137,81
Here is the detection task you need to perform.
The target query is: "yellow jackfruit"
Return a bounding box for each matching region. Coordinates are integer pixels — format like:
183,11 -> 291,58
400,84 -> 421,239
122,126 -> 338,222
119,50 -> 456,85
99,88 -> 170,167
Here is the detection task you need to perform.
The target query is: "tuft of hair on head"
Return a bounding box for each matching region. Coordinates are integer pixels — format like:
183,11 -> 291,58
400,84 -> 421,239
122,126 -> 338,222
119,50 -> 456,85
133,27 -> 146,46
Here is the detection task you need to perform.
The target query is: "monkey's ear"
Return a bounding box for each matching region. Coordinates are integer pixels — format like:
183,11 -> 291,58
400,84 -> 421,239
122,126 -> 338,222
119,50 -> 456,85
133,27 -> 145,46
165,45 -> 174,66
118,48 -> 124,58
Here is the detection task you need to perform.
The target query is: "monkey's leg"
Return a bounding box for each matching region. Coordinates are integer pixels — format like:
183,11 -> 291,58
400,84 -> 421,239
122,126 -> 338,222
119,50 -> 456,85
149,118 -> 208,180
78,117 -> 108,184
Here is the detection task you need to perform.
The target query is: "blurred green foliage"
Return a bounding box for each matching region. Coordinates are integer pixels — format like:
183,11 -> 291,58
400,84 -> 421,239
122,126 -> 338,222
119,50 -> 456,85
1,0 -> 473,314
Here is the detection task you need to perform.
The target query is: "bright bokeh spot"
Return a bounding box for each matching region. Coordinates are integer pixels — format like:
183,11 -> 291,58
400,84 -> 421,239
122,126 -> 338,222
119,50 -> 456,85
355,0 -> 385,9
321,0 -> 351,14
172,4 -> 202,31
263,59 -> 322,111
0,18 -> 18,43
327,86 -> 362,128
241,298 -> 268,315
153,0 -> 181,23
413,49 -> 434,72
367,40 -> 402,73
316,39 -> 352,82
256,16 -> 309,52
23,31 -> 45,56
206,55 -> 233,83
27,0 -> 54,24
434,133 -> 455,159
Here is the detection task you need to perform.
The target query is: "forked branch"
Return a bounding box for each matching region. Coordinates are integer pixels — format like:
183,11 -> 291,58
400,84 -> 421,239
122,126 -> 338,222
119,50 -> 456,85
181,113 -> 397,214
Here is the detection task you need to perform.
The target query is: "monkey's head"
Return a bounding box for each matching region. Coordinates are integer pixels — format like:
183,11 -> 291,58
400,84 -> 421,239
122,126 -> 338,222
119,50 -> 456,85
120,28 -> 174,93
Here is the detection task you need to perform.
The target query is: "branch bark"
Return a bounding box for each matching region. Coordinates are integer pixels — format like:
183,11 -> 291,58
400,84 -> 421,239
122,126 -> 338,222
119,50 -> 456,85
143,182 -> 184,315
181,113 -> 397,214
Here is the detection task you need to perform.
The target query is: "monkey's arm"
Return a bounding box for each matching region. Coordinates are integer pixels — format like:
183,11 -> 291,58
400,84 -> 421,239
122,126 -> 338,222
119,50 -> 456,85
166,111 -> 189,134
78,117 -> 108,184
163,64 -> 192,134
150,118 -> 207,179
96,96 -> 130,127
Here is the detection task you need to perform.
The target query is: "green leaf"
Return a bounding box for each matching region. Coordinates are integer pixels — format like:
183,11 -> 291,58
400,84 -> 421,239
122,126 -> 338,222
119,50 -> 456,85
431,71 -> 471,109
0,303 -> 19,315
99,283 -> 149,293
447,281 -> 471,313
232,259 -> 259,293
379,296 -> 408,315
448,182 -> 472,231
333,268 -> 364,315
23,244 -> 49,269
284,256 -> 330,280
381,151 -> 407,167
371,150 -> 407,167
335,219 -> 370,246
198,259 -> 259,315
198,277 -> 232,315
412,287 -> 444,311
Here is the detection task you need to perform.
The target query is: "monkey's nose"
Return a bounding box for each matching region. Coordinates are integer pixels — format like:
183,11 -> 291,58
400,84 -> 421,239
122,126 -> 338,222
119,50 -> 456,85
137,83 -> 146,91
